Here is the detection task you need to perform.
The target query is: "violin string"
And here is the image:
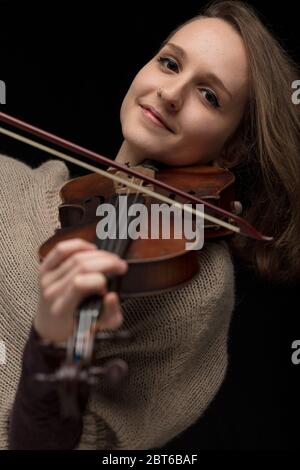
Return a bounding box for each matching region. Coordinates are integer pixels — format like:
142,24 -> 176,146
103,194 -> 120,253
77,187 -> 135,361
116,177 -> 147,255
104,176 -> 145,257
0,125 -> 241,236
78,195 -> 122,326
77,197 -> 123,343
83,178 -> 143,330
85,182 -> 140,329
72,183 -> 144,360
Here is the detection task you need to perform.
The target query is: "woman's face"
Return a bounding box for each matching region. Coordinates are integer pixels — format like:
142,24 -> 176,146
119,17 -> 249,166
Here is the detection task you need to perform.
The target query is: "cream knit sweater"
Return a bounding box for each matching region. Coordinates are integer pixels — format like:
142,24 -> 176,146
0,154 -> 235,450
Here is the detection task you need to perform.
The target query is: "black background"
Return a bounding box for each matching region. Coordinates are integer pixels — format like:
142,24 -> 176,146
0,0 -> 299,450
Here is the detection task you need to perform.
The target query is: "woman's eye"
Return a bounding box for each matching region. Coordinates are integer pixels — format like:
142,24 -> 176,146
200,89 -> 220,109
157,56 -> 179,73
157,56 -> 221,109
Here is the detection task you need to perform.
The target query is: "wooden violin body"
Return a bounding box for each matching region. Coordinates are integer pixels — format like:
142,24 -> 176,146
39,163 -> 236,297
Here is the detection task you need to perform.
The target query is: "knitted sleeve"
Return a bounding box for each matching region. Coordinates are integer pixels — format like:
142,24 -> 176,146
0,155 -> 70,449
8,326 -> 85,450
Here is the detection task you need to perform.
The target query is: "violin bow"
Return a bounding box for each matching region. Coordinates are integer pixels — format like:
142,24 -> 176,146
0,111 -> 273,241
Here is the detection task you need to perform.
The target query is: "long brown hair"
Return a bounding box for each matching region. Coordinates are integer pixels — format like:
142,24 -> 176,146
164,0 -> 300,284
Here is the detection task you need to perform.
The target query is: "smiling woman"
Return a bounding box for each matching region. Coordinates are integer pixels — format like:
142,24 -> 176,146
117,15 -> 249,168
117,0 -> 300,284
0,0 -> 299,452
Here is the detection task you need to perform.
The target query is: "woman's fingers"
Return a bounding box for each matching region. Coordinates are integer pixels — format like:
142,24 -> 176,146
40,238 -> 97,275
96,292 -> 123,331
36,239 -> 127,343
49,272 -> 109,317
42,253 -> 127,303
42,249 -> 127,289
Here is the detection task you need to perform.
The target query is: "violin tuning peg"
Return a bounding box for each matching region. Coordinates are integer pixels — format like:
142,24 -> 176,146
85,360 -> 128,387
34,372 -> 56,383
34,372 -> 47,382
35,364 -> 84,384
231,200 -> 243,215
88,366 -> 106,376
102,358 -> 129,386
87,376 -> 100,386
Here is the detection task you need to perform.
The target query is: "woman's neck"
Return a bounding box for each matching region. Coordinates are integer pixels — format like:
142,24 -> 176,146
115,140 -> 146,167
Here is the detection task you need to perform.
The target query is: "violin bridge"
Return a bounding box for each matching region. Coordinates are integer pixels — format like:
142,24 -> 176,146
113,167 -> 155,195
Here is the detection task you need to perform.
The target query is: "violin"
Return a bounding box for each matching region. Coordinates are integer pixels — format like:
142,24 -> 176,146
0,111 -> 273,417
40,161 -> 238,295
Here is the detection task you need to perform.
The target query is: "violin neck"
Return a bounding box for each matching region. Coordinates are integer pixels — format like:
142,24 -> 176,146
68,192 -> 145,365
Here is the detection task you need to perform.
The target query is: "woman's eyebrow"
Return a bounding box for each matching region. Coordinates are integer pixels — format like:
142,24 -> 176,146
161,42 -> 232,100
203,72 -> 233,100
162,41 -> 186,59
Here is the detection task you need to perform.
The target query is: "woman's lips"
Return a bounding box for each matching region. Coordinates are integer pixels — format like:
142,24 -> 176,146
140,106 -> 171,131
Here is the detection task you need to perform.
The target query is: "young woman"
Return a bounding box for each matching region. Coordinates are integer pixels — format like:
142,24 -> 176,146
1,0 -> 299,449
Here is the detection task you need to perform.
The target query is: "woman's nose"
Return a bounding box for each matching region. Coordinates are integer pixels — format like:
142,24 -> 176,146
157,85 -> 183,111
